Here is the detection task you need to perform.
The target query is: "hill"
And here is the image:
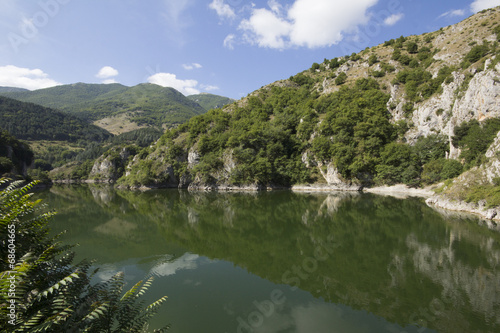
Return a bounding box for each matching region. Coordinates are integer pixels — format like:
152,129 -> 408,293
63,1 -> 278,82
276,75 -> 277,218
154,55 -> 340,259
187,93 -> 234,111
0,96 -> 112,142
69,84 -> 207,133
0,83 -> 128,109
0,83 -> 208,134
107,7 -> 500,215
0,87 -> 29,93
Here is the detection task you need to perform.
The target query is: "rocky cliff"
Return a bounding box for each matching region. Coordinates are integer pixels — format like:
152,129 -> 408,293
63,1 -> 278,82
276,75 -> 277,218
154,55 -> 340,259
427,131 -> 500,221
111,7 -> 500,222
89,146 -> 134,183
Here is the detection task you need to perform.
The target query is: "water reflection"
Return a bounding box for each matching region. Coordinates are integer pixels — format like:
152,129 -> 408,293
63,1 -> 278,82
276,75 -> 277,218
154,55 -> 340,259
38,185 -> 500,333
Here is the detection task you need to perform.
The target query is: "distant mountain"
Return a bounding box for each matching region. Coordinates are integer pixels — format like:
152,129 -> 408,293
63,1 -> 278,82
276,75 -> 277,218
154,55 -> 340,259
64,83 -> 207,129
187,93 -> 234,111
0,83 -> 128,109
0,96 -> 111,142
0,83 -> 207,134
0,86 -> 29,93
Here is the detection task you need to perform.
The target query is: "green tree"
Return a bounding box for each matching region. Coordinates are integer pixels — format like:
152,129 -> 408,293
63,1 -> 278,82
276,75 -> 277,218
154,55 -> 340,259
392,48 -> 401,61
310,62 -> 320,72
335,72 -> 348,85
375,142 -> 420,186
0,157 -> 13,174
368,54 -> 378,66
421,158 -> 463,184
412,134 -> 448,165
406,41 -> 418,54
463,43 -> 490,64
0,179 -> 168,332
453,119 -> 500,166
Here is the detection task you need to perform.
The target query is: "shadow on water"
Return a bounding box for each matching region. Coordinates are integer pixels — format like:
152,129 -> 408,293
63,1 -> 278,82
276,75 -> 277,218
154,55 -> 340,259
37,185 -> 500,333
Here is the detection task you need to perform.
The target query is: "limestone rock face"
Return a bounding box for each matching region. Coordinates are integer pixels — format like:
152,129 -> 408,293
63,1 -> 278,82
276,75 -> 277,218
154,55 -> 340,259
405,62 -> 500,158
188,148 -> 200,168
486,131 -> 500,159
90,147 -> 132,183
318,162 -> 343,185
223,150 -> 236,175
316,161 -> 362,191
90,159 -> 116,181
453,63 -> 500,124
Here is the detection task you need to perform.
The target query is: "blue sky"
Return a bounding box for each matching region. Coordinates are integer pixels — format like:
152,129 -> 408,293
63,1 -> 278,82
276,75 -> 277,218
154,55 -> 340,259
0,0 -> 499,99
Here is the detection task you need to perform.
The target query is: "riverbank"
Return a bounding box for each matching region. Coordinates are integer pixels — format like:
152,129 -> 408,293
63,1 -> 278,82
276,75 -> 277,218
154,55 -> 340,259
426,195 -> 500,222
363,184 -> 436,198
48,179 -> 500,225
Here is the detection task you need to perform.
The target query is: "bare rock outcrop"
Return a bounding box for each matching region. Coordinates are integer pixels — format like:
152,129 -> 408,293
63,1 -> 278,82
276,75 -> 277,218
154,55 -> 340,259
90,147 -> 132,183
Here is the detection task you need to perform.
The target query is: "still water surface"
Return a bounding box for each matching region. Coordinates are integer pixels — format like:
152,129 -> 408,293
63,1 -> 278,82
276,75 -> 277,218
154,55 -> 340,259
37,185 -> 500,333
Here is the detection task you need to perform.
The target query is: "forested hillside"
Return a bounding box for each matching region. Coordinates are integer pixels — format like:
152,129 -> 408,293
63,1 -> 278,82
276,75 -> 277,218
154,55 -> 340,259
0,83 -> 209,133
67,84 -> 206,126
0,87 -> 28,93
0,96 -> 112,142
187,93 -> 235,111
114,7 -> 500,200
0,83 -> 127,110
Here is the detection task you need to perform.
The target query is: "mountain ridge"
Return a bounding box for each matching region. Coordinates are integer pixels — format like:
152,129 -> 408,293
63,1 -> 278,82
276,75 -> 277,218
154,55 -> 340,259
0,86 -> 29,93
0,83 -> 234,134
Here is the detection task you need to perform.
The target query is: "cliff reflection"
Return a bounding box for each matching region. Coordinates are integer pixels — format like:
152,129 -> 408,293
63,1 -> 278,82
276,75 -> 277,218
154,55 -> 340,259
40,185 -> 500,332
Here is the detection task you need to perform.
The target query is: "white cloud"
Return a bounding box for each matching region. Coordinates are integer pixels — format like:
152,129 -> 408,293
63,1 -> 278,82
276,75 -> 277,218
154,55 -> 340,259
289,0 -> 377,48
268,0 -> 283,14
201,84 -> 219,91
223,34 -> 236,49
470,0 -> 500,13
182,63 -> 202,70
237,0 -> 379,49
102,79 -> 118,84
147,72 -> 200,95
209,0 -> 235,19
0,65 -> 60,90
96,66 -> 119,79
383,13 -> 404,26
239,8 -> 292,48
438,9 -> 466,19
150,253 -> 199,277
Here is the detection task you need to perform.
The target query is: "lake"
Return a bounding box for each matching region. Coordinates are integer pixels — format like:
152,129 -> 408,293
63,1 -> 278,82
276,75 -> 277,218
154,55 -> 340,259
36,185 -> 500,333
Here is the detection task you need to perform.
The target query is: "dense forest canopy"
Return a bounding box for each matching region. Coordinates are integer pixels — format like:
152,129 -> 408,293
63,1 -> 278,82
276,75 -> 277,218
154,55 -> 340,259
0,129 -> 34,176
0,96 -> 112,142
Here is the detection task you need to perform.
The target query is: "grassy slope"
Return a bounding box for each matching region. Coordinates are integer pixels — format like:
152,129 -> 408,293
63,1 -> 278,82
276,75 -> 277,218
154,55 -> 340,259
187,93 -> 235,111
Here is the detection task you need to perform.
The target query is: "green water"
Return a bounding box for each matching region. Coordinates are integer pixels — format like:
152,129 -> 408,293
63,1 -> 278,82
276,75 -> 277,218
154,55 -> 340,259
36,185 -> 500,333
